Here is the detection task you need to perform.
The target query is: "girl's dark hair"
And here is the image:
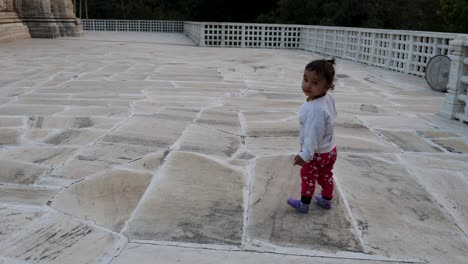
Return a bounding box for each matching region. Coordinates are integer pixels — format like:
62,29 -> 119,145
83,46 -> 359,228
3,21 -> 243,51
305,58 -> 336,90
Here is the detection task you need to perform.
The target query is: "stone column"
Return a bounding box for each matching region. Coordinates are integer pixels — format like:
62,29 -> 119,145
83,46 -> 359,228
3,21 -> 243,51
0,0 -> 31,43
15,0 -> 60,38
440,35 -> 468,122
50,0 -> 82,37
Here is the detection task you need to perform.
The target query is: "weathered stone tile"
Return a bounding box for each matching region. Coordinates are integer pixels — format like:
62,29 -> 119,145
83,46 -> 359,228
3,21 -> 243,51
359,116 -> 436,130
246,136 -> 298,156
377,130 -> 442,152
52,169 -> 152,232
44,129 -> 107,146
431,138 -> 468,154
51,142 -> 157,179
335,153 -> 468,263
40,80 -> 172,94
55,106 -> 130,117
333,93 -> 390,105
0,117 -> 23,127
223,98 -> 299,111
110,73 -> 149,81
249,155 -> 362,252
0,87 -> 29,97
0,185 -> 59,205
245,119 -> 299,138
24,129 -> 54,142
124,151 -> 244,245
0,128 -> 20,145
336,103 -> 397,116
243,111 -> 297,123
133,100 -> 213,111
417,130 -> 459,139
0,160 -> 48,184
149,74 -> 222,82
179,124 -> 240,158
101,112 -> 195,148
0,146 -> 77,166
112,243 -> 408,264
38,72 -> 78,87
71,94 -> 145,100
27,116 -> 122,130
124,149 -> 168,171
196,109 -> 240,135
19,93 -> 71,99
14,98 -> 111,107
0,104 -> 64,116
176,82 -> 245,90
0,206 -> 46,243
0,212 -> 120,264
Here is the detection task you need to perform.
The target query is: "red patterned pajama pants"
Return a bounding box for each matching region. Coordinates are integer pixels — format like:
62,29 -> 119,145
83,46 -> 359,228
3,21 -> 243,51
300,147 -> 337,199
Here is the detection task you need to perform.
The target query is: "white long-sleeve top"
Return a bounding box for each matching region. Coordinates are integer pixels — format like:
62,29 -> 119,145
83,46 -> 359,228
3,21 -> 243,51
299,93 -> 337,163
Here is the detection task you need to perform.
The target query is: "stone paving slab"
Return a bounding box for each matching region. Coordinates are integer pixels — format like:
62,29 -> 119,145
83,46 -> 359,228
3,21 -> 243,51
334,153 -> 468,263
0,212 -> 120,264
124,151 -> 244,245
51,169 -> 152,232
249,155 -> 362,252
111,243 -> 414,264
0,33 -> 467,264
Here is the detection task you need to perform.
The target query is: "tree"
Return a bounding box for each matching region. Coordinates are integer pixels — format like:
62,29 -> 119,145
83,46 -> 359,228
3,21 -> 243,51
439,0 -> 468,33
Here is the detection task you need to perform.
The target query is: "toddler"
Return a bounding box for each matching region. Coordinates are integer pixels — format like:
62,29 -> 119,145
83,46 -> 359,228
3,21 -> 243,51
287,59 -> 337,213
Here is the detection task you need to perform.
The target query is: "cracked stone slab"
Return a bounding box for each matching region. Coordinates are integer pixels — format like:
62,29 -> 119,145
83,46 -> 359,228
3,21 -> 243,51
124,149 -> 168,171
27,116 -> 122,130
403,153 -> 468,234
0,212 -> 120,264
101,113 -> 195,148
0,104 -> 65,115
249,155 -> 362,252
246,136 -> 298,156
0,185 -> 59,206
0,160 -> 48,184
44,129 -> 108,146
334,122 -> 398,153
335,153 -> 468,263
124,151 -> 244,245
0,206 -> 46,243
431,138 -> 468,154
14,98 -> 112,107
223,98 -> 299,111
358,116 -> 436,130
55,106 -> 131,118
112,243 -> 411,264
0,128 -> 20,145
0,146 -> 77,167
179,124 -> 240,158
196,109 -> 241,135
377,130 -> 442,152
336,103 -> 397,116
51,169 -> 152,232
245,119 -> 299,138
0,117 -> 23,127
39,80 -> 172,94
51,142 -> 156,179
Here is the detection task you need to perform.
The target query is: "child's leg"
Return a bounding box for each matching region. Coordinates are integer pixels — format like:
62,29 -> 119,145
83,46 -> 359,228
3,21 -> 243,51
287,159 -> 320,213
315,148 -> 337,209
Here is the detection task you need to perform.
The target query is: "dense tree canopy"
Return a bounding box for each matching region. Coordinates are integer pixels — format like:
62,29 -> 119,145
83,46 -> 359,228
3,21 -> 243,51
75,0 -> 467,33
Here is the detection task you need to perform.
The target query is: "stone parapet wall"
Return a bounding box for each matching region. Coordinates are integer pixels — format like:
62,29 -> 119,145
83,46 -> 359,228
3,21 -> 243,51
441,35 -> 468,122
82,19 -> 183,32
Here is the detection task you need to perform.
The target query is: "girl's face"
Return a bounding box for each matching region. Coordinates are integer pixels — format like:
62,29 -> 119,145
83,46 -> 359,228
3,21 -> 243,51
302,70 -> 329,99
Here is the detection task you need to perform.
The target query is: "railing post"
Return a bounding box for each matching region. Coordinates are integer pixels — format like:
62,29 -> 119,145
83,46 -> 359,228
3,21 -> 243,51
440,35 -> 468,121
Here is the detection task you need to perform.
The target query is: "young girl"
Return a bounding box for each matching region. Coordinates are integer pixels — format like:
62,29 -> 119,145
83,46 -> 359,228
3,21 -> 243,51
287,59 -> 338,213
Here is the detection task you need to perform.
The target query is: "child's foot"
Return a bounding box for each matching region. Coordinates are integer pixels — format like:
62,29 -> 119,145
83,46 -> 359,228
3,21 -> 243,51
287,197 -> 309,214
315,195 -> 332,210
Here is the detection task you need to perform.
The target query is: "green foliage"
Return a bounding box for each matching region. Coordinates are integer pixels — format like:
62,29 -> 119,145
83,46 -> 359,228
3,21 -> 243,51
439,0 -> 468,33
76,0 -> 466,33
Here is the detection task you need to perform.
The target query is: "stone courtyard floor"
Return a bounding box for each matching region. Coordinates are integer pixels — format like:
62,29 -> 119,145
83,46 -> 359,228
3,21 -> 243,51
0,31 -> 467,264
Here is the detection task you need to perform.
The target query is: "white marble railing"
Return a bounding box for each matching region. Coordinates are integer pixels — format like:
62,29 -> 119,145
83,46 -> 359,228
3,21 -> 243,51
81,19 -> 183,32
185,22 -> 457,77
441,35 -> 468,122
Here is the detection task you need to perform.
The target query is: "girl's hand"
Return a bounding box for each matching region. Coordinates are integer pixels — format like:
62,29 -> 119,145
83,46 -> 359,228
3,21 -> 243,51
293,155 -> 306,166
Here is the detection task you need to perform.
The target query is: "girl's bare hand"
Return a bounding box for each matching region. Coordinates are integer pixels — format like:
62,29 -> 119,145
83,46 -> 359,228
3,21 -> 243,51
293,155 -> 306,166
